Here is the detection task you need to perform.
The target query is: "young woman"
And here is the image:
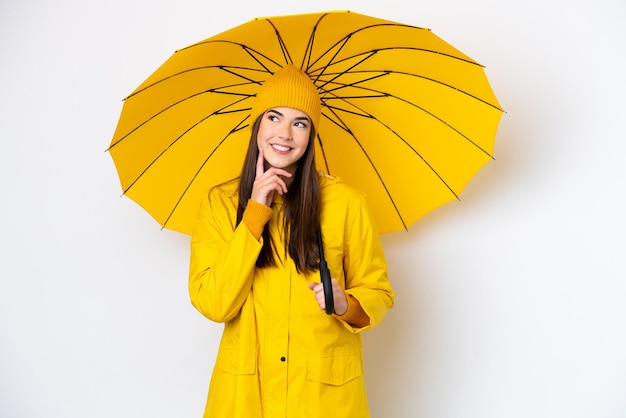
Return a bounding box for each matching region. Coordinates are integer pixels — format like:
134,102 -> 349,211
189,64 -> 394,418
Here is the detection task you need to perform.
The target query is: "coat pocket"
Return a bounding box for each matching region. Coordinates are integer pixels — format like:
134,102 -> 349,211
217,348 -> 256,375
307,354 -> 362,386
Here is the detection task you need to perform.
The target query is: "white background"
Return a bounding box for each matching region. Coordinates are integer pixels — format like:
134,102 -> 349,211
1,0 -> 625,417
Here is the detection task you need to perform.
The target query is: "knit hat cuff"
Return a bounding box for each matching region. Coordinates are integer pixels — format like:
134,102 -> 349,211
249,64 -> 321,130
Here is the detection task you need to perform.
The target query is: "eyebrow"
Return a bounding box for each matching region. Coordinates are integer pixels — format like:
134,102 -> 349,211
267,109 -> 311,122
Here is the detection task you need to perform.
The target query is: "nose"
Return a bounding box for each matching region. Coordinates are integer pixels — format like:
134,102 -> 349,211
277,122 -> 293,139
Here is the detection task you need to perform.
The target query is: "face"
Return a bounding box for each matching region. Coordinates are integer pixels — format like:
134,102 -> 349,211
257,107 -> 312,174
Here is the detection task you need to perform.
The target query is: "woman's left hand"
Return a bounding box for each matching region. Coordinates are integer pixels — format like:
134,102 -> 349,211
308,279 -> 347,315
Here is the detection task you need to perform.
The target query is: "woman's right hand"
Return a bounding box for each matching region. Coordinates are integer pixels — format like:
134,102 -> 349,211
251,148 -> 292,206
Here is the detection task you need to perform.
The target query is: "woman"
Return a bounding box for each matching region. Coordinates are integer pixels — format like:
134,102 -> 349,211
189,64 -> 394,418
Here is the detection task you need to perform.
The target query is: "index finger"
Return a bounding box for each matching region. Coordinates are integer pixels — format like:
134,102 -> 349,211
256,148 -> 265,178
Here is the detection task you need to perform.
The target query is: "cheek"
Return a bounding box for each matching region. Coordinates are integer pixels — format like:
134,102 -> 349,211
297,133 -> 311,149
257,118 -> 276,140
256,126 -> 269,147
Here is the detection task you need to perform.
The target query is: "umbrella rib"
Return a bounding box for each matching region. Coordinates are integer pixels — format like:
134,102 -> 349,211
179,39 -> 285,68
161,116 -> 250,229
218,66 -> 266,85
301,12 -> 336,70
310,46 -> 495,111
311,36 -> 354,83
328,105 -> 461,203
306,23 -> 480,75
311,46 -> 482,76
320,94 -> 464,202
265,20 -> 294,66
321,106 -> 408,230
239,46 -> 280,73
306,23 -> 409,70
323,71 -> 388,94
124,64 -> 271,100
267,11 -> 336,71
119,99 -> 251,195
316,73 -> 499,158
315,132 -> 331,174
315,51 -> 381,93
126,38 -> 290,99
300,13 -> 324,70
109,88 -> 253,150
321,67 -> 502,111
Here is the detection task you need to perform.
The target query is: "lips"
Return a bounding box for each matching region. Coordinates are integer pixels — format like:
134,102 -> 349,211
271,144 -> 292,153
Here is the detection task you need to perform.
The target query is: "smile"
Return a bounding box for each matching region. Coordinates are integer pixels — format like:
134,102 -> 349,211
271,144 -> 292,152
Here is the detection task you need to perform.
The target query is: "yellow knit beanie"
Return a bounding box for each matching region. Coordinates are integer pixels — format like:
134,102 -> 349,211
249,64 -> 321,131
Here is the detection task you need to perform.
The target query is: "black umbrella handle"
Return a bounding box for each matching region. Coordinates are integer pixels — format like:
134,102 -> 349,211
317,229 -> 334,315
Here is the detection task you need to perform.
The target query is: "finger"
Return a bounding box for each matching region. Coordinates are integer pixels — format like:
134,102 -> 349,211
256,148 -> 265,179
265,168 -> 292,191
257,175 -> 287,197
315,291 -> 326,310
269,174 -> 288,195
260,166 -> 292,179
308,282 -> 326,310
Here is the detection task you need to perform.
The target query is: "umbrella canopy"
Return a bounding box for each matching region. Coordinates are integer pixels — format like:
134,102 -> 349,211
108,10 -> 503,235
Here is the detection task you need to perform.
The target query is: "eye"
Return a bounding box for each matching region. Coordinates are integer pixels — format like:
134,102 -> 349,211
294,121 -> 308,128
268,114 -> 279,122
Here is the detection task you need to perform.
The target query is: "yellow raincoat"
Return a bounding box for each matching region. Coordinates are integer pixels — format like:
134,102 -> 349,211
189,174 -> 394,418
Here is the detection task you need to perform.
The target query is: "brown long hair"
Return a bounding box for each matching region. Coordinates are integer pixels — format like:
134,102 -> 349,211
236,115 -> 321,273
